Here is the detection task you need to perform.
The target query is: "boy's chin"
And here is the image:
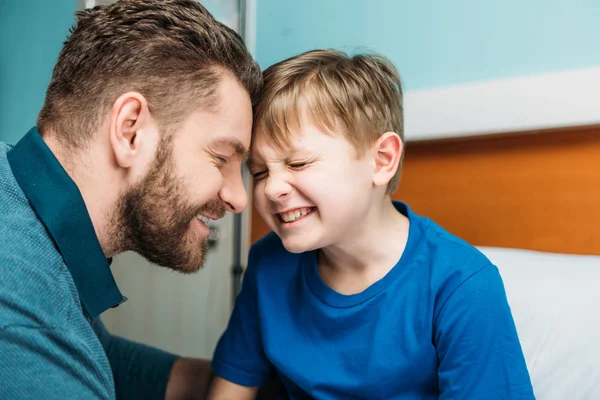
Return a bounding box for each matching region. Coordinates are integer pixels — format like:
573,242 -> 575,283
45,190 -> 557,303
281,237 -> 318,254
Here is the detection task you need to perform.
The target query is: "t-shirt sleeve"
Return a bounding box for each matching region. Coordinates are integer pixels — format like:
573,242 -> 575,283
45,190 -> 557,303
435,264 -> 536,400
211,245 -> 273,387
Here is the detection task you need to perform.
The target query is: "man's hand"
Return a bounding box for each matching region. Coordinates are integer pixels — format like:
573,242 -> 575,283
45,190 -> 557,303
165,357 -> 213,399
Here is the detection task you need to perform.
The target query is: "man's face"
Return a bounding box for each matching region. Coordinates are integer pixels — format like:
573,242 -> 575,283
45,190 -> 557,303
119,74 -> 252,273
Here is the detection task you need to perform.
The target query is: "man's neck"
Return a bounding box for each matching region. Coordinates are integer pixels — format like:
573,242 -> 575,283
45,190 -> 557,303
43,134 -> 122,258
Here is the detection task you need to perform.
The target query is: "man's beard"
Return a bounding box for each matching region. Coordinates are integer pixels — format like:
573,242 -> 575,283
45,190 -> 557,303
111,137 -> 225,274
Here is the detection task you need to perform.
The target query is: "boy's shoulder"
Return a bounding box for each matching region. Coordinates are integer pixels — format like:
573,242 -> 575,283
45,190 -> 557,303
404,202 -> 493,275
405,204 -> 502,317
423,216 -> 489,264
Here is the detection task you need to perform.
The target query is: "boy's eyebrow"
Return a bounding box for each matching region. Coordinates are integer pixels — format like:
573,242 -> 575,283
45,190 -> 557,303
245,147 -> 316,168
209,137 -> 249,159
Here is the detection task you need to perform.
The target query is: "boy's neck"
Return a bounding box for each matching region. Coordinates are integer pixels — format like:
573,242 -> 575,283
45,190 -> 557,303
317,199 -> 410,295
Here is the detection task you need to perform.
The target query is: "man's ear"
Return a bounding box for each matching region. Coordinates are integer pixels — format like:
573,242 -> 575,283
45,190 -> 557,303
108,92 -> 159,169
372,131 -> 403,188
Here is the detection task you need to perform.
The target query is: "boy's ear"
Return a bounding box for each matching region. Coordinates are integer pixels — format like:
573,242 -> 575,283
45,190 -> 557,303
372,131 -> 403,188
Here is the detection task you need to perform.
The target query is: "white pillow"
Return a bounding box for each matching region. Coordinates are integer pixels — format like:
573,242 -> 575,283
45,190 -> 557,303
477,246 -> 600,400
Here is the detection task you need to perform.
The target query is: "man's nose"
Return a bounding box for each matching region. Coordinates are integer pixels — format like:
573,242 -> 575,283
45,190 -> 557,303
219,172 -> 248,213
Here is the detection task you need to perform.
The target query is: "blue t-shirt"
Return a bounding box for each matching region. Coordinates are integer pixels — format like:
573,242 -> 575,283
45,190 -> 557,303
213,202 -> 535,399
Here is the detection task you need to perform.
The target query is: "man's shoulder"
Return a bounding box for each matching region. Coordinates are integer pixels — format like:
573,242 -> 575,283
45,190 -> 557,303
0,185 -> 79,330
0,166 -> 57,269
0,138 -> 53,255
0,140 -> 27,206
0,238 -> 79,330
0,141 -> 15,153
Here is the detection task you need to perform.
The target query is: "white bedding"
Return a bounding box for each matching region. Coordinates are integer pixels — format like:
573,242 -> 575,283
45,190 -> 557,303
477,246 -> 600,400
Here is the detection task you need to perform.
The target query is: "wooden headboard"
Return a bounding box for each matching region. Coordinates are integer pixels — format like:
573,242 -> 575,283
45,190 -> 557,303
250,125 -> 600,255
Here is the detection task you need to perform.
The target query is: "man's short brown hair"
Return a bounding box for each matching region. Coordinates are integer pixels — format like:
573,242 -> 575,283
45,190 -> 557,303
38,0 -> 262,148
254,49 -> 404,194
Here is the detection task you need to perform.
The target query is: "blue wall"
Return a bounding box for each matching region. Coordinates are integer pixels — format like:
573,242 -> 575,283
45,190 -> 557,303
2,1 -> 600,143
0,0 -> 241,144
0,0 -> 75,143
255,0 -> 600,90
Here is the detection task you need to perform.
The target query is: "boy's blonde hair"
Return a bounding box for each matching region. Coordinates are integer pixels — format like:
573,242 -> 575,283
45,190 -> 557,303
254,49 -> 404,194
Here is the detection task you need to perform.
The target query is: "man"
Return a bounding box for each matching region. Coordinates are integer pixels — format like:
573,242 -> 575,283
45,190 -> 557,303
0,0 -> 261,398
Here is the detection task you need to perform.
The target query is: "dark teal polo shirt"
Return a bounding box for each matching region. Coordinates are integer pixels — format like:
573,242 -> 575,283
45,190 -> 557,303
0,128 -> 177,399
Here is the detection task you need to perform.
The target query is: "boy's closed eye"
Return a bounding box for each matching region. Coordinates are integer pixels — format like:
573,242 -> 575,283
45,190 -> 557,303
251,169 -> 268,181
286,151 -> 322,170
248,151 -> 320,180
288,161 -> 309,170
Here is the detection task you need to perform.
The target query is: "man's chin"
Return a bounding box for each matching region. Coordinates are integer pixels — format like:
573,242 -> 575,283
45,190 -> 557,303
164,250 -> 206,274
173,258 -> 204,274
128,224 -> 209,274
136,246 -> 207,275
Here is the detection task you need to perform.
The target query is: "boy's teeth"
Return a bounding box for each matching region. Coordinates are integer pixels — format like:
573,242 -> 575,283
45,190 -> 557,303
280,208 -> 311,223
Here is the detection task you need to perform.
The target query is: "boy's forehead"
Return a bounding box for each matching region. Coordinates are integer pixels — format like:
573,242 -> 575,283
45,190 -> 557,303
253,118 -> 329,148
250,137 -> 299,160
248,133 -> 320,165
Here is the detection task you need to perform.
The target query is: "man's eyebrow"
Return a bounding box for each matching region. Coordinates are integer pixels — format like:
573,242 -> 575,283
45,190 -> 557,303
210,137 -> 249,158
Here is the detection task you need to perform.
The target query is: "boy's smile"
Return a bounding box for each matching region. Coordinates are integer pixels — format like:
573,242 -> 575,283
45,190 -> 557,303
250,118 -> 376,254
276,206 -> 317,223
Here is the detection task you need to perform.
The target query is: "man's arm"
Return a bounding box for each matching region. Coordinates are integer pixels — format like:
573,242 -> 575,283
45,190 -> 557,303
93,319 -> 177,399
94,319 -> 216,399
206,376 -> 258,400
95,318 -> 219,399
0,325 -> 112,399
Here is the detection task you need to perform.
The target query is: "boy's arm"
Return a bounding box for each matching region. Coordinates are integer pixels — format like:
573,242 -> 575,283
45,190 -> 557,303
206,376 -> 258,400
435,264 -> 535,399
165,357 -> 213,399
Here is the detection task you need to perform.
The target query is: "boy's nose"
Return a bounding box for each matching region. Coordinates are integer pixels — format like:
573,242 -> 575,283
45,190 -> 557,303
264,175 -> 292,201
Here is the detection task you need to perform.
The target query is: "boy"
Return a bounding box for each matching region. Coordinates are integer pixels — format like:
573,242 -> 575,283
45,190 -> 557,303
208,49 -> 535,399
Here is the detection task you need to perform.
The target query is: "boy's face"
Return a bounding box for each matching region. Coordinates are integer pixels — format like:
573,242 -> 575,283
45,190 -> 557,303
249,120 -> 375,253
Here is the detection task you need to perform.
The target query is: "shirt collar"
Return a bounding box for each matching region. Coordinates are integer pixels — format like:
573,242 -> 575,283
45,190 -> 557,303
7,127 -> 125,319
